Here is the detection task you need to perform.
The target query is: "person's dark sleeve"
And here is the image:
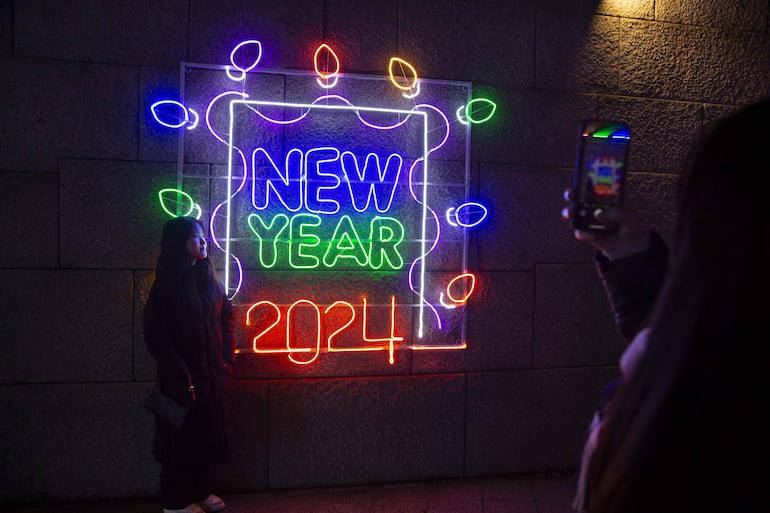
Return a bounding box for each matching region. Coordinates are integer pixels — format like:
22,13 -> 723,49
594,231 -> 669,343
220,287 -> 235,365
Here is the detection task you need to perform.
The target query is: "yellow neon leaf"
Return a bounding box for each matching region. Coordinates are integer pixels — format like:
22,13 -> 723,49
388,57 -> 418,91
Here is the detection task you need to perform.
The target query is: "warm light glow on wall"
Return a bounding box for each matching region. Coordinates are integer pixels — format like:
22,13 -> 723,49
598,0 -> 635,11
150,40 -> 495,365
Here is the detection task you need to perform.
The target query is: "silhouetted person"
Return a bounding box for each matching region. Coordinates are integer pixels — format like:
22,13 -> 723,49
565,98 -> 770,513
144,216 -> 234,513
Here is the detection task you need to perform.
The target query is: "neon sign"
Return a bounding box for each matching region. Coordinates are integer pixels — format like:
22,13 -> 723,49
150,40 -> 495,365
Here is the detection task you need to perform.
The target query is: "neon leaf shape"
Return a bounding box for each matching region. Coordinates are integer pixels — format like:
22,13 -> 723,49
453,202 -> 488,228
314,43 -> 340,79
230,39 -> 263,72
158,188 -> 196,218
388,57 -> 418,91
150,100 -> 190,129
465,98 -> 496,124
446,272 -> 476,303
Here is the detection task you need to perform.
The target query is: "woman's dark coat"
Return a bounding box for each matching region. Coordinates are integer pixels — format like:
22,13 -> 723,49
144,262 -> 234,465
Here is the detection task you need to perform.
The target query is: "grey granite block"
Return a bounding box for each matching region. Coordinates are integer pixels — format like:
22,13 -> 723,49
470,87 -> 597,168
399,1 -> 535,86
0,171 -> 59,268
619,19 -> 770,105
475,165 -> 594,271
134,270 -> 158,382
656,0 -> 768,31
0,270 -> 134,384
140,66 -> 183,163
0,58 -> 139,173
326,0 -> 399,74
267,375 -> 465,489
14,0 -> 188,67
0,0 -> 10,56
533,263 -> 624,368
189,0 -> 324,71
536,10 -> 620,94
465,367 -> 618,476
413,271 -> 535,373
59,159 -> 180,269
0,383 -> 157,502
535,0 -> 655,18
597,97 -> 703,175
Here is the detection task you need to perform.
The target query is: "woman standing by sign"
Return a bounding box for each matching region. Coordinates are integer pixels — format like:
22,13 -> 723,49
144,216 -> 234,513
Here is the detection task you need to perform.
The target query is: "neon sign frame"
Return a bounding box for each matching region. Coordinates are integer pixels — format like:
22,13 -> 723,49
151,41 -> 494,365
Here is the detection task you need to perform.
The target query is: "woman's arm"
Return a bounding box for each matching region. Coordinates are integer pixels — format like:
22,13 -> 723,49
563,200 -> 669,343
594,231 -> 669,342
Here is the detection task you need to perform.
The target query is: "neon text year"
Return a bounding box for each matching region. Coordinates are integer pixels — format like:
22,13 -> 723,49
247,213 -> 405,270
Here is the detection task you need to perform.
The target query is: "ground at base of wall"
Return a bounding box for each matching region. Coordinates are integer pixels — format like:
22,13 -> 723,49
4,472 -> 576,513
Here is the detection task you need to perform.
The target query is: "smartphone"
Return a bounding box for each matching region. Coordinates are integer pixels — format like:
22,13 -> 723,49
571,119 -> 631,232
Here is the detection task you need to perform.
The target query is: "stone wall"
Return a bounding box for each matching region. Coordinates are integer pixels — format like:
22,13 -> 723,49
1,0 -> 768,503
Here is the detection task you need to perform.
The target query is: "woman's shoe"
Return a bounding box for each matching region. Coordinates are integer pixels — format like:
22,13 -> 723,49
162,503 -> 204,513
200,494 -> 226,512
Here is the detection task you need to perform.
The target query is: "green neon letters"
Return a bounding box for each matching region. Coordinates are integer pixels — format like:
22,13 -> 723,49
247,213 -> 404,270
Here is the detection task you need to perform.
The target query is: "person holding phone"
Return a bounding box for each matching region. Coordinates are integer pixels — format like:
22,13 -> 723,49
563,97 -> 770,513
144,216 -> 234,513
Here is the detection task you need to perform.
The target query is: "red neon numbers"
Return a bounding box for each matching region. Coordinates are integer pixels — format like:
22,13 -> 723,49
244,296 -> 405,364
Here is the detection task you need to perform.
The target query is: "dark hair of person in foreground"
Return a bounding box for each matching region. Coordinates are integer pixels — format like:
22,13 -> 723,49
586,98 -> 770,513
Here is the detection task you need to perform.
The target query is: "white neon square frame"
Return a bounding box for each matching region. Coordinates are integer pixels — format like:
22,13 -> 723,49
224,99 -> 432,335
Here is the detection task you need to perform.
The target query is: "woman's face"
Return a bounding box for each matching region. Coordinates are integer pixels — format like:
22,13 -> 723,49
186,224 -> 208,261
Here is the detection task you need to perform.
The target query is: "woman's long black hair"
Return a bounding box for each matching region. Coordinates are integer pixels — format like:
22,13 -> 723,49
152,216 -> 221,319
586,98 -> 770,513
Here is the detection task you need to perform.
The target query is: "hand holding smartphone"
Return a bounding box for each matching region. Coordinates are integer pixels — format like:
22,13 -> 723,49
571,120 -> 631,232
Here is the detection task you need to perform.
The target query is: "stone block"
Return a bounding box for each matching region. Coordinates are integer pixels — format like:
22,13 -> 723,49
0,383 -> 157,502
59,159 -> 181,269
267,375 -> 465,489
413,271 -> 534,373
475,165 -> 593,271
0,1 -> 10,56
619,19 -> 770,105
0,270 -> 134,383
598,96 -> 702,175
536,10 -> 620,94
470,87 -> 596,168
399,1 -> 535,85
140,66 -> 182,163
656,0 -> 768,31
326,0 -> 399,74
534,264 -> 624,368
0,171 -> 58,268
14,0 -> 188,67
134,270 -> 158,382
465,367 -> 618,475
189,0 -> 324,71
536,0 -> 654,19
0,59 -> 138,172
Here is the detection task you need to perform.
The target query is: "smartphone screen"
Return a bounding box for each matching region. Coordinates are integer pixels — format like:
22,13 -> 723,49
572,120 -> 630,231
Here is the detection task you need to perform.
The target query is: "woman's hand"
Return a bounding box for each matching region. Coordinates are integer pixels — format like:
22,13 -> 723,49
562,188 -> 651,260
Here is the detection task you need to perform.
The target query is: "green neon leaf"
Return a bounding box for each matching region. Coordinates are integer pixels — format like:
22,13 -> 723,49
158,188 -> 196,218
465,98 -> 497,124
